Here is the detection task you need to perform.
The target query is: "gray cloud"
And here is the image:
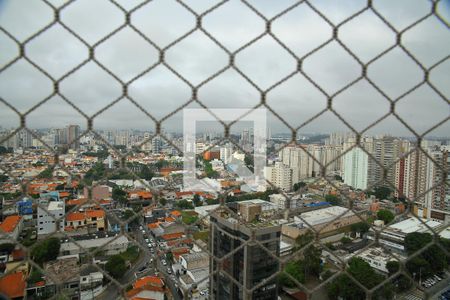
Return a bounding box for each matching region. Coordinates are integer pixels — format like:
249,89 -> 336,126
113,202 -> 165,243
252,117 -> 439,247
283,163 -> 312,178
0,0 -> 449,137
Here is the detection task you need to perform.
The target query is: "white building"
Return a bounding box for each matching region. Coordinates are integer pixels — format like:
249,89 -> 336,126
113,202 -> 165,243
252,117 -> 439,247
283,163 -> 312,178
353,247 -> 402,274
37,200 -> 65,236
60,235 -> 129,256
220,144 -> 233,164
343,147 -> 368,190
269,193 -> 302,210
367,217 -> 444,253
264,162 -> 292,191
210,159 -> 224,171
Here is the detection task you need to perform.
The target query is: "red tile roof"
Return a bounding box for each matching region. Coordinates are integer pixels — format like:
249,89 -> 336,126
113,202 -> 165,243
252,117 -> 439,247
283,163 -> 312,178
86,210 -> 105,218
161,232 -> 184,241
65,212 -> 85,222
133,276 -> 164,289
170,210 -> 181,217
126,285 -> 165,299
0,215 -> 21,233
0,272 -> 26,298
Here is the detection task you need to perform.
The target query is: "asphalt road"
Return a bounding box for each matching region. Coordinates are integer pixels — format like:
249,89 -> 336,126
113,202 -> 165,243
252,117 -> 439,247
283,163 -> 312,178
156,255 -> 182,300
97,229 -> 154,300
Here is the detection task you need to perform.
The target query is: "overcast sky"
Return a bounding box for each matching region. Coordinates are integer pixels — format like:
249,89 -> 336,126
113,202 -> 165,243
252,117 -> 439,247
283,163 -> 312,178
0,0 -> 449,137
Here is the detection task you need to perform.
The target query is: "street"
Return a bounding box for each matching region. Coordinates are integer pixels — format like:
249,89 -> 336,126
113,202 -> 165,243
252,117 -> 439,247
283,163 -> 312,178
97,229 -> 154,300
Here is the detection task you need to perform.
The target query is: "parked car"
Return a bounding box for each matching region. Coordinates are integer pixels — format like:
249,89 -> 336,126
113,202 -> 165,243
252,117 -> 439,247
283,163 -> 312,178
161,259 -> 167,266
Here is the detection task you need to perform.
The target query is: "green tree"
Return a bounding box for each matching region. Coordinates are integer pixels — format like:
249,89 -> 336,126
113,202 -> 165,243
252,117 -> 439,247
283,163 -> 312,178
84,162 -> 106,184
112,186 -> 127,204
0,174 -> 8,183
244,154 -> 254,172
193,194 -> 202,207
38,167 -> 53,179
28,268 -> 44,284
350,222 -> 370,236
159,198 -> 167,206
206,198 -> 219,205
325,194 -> 341,206
166,252 -> 174,263
123,209 -> 139,227
340,236 -> 352,245
303,244 -> 322,277
293,181 -> 306,192
369,186 -> 392,200
31,237 -> 60,265
105,255 -> 127,279
404,232 -> 448,278
377,209 -> 395,224
334,175 -> 343,181
139,165 -> 154,180
327,257 -> 393,300
175,199 -> 194,209
295,231 -> 314,250
386,260 -> 412,292
279,260 -> 305,288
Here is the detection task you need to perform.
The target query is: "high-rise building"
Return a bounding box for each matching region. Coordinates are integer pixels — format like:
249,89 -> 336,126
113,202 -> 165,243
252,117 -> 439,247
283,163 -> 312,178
220,144 -> 233,164
12,129 -> 33,149
151,136 -> 162,153
66,125 -> 80,149
343,147 -> 369,190
279,144 -> 343,180
264,162 -> 292,191
210,205 -> 280,300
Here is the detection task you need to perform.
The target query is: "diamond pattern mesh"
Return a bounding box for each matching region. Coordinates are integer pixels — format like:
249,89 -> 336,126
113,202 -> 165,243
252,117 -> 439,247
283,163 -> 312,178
0,0 -> 449,299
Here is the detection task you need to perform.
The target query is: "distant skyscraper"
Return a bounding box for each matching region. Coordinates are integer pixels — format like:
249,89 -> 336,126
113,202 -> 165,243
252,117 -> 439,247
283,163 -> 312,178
279,144 -> 342,180
152,136 -> 162,153
13,129 -> 33,149
343,147 -> 369,190
240,129 -> 251,145
66,125 -> 80,149
220,144 -> 233,164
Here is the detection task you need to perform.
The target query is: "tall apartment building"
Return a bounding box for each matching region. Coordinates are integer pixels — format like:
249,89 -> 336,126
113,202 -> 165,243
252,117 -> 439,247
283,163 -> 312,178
394,143 -> 449,220
1,129 -> 33,150
279,144 -> 342,180
220,144 -> 233,164
342,136 -> 403,191
264,162 -> 292,191
343,147 -> 369,190
152,136 -> 162,153
372,136 -> 402,186
425,148 -> 448,213
66,125 -> 80,149
210,205 -> 280,300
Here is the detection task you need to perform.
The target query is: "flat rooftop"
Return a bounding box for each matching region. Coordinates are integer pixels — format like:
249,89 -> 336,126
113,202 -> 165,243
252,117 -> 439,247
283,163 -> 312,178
387,217 -> 442,234
48,201 -> 64,211
294,206 -> 354,227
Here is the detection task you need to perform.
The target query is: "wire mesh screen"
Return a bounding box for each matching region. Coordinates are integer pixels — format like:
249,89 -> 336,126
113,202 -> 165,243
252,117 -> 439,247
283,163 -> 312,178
0,0 -> 449,299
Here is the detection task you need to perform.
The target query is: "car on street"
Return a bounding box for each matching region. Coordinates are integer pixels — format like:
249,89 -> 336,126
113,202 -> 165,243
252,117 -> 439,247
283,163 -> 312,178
167,267 -> 172,274
145,238 -> 149,243
161,259 -> 167,266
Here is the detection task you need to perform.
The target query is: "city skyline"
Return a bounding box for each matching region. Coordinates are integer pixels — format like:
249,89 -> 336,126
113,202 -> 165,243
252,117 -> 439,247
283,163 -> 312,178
0,0 -> 449,136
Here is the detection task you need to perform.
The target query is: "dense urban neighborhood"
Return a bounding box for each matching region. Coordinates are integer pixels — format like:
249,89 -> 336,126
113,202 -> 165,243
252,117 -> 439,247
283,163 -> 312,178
0,128 -> 449,299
